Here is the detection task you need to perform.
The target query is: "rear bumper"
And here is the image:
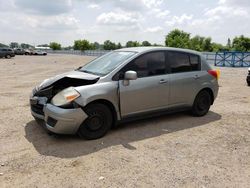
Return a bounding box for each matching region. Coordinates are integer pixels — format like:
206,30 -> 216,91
31,103 -> 88,134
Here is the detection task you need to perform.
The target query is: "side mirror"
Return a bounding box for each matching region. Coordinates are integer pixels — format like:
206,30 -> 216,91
123,71 -> 137,86
124,71 -> 137,80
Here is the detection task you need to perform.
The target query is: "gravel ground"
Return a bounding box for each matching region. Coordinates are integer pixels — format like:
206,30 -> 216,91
0,54 -> 249,188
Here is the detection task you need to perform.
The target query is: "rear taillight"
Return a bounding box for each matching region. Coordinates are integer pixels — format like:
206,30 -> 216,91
208,70 -> 220,79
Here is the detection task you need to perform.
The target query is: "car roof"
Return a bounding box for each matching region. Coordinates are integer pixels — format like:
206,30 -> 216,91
115,47 -> 202,56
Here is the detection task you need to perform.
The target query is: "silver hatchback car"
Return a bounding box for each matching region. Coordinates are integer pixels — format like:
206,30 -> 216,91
30,47 -> 219,139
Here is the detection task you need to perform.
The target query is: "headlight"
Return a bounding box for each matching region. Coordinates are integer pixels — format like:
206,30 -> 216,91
51,87 -> 80,107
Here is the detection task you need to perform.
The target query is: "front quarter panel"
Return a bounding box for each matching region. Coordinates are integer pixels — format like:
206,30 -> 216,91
74,81 -> 120,119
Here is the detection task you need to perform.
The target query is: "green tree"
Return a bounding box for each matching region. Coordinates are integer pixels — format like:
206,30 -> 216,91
49,42 -> 61,50
117,42 -> 122,49
63,46 -> 73,50
190,36 -> 204,51
20,43 -> 34,49
226,38 -> 231,49
152,43 -> 163,46
37,44 -> 50,47
202,37 -> 212,52
0,43 -> 8,47
142,41 -> 151,46
232,35 -> 250,52
165,29 -> 190,49
211,43 -> 225,52
74,39 -> 92,51
93,42 -> 100,50
126,41 -> 140,47
9,42 -> 19,49
103,40 -> 117,50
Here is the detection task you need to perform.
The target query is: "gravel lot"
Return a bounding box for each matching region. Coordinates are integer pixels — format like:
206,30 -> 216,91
0,55 -> 250,188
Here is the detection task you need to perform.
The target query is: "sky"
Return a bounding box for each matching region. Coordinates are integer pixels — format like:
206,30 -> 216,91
0,0 -> 249,46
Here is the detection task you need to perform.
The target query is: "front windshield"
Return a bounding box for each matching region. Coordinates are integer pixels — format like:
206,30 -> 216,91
79,51 -> 136,76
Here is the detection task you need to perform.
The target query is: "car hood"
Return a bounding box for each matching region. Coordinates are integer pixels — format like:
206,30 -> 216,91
38,70 -> 100,90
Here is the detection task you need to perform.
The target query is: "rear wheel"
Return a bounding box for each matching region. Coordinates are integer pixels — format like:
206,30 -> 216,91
192,90 -> 211,117
78,103 -> 113,140
5,54 -> 11,59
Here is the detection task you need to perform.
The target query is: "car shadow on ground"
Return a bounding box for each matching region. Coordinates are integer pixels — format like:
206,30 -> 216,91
25,111 -> 221,158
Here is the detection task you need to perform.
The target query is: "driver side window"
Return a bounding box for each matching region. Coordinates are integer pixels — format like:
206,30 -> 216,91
120,51 -> 166,78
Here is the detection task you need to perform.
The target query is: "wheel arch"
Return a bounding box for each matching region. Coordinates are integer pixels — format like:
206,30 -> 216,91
85,99 -> 118,127
197,87 -> 214,105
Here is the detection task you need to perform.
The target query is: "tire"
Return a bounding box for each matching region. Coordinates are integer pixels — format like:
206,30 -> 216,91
25,52 -> 29,55
78,103 -> 113,140
5,54 -> 11,59
192,90 -> 211,117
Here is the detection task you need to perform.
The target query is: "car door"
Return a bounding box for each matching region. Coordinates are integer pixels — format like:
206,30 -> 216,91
118,51 -> 170,117
167,51 -> 202,107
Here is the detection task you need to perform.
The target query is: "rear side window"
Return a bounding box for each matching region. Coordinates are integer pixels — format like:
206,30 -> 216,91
168,52 -> 191,73
121,51 -> 166,78
190,54 -> 200,71
168,51 -> 201,73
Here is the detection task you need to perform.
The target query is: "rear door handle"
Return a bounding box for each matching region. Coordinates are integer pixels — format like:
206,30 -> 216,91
159,79 -> 168,84
194,75 -> 200,80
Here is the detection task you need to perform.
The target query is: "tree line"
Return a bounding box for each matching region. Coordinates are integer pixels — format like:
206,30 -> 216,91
2,29 -> 250,52
165,29 -> 250,52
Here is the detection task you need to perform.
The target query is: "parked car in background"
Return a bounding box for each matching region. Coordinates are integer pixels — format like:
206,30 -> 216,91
33,50 -> 47,56
247,68 -> 250,86
14,48 -> 25,55
30,47 -> 219,139
24,49 -> 32,55
0,48 -> 15,58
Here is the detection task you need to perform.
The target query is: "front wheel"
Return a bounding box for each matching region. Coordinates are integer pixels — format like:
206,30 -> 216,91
78,103 -> 113,140
192,90 -> 211,117
5,54 -> 11,59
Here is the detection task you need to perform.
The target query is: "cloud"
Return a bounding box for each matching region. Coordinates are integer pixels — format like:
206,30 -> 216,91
13,0 -> 73,15
90,0 -> 164,11
0,1 -> 15,11
0,0 -> 249,46
87,3 -> 101,9
152,8 -> 170,18
165,14 -> 193,26
142,0 -> 163,8
219,0 -> 250,7
97,11 -> 141,26
145,26 -> 163,33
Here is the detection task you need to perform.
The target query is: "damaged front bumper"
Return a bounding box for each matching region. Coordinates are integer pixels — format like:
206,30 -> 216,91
30,97 -> 88,134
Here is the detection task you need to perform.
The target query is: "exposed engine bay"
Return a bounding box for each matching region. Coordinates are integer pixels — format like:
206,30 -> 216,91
30,71 -> 100,116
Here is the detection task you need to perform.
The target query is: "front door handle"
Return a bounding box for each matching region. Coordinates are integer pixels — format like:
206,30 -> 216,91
194,75 -> 200,80
159,79 -> 168,84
